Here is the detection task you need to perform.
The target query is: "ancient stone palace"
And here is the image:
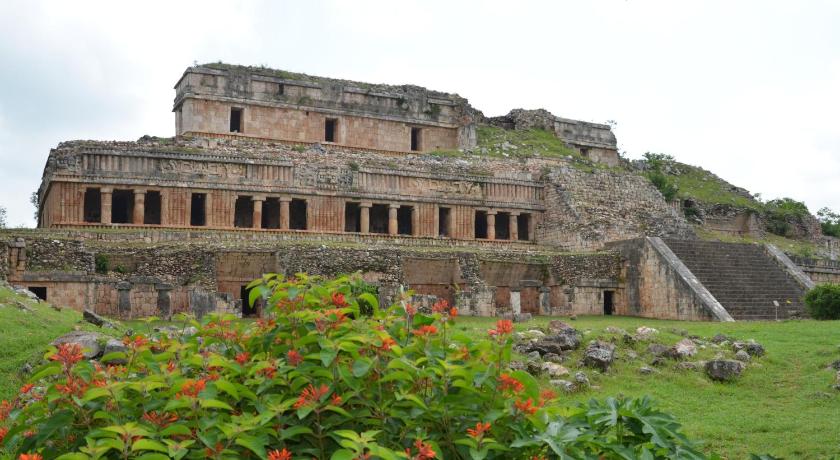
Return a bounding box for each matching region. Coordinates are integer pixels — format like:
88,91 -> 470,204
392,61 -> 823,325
2,63 -> 820,321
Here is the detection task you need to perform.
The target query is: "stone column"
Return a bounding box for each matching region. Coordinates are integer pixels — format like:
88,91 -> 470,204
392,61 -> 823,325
133,190 -> 145,224
279,196 -> 291,230
388,204 -> 399,236
116,281 -> 132,318
527,215 -> 535,242
486,210 -> 496,240
510,288 -> 521,315
411,206 -> 419,236
160,190 -> 168,226
100,188 -> 113,225
539,287 -> 551,315
510,211 -> 520,241
156,283 -> 173,319
360,201 -> 372,234
252,196 -> 265,229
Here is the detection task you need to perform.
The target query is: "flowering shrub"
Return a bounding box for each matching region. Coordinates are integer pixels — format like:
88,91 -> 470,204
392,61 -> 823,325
0,274 -> 716,459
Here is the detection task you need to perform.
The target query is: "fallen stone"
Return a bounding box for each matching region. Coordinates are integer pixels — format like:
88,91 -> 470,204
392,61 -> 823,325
13,300 -> 33,312
83,310 -> 117,329
14,287 -> 41,303
829,359 -> 840,371
583,341 -> 615,371
574,371 -> 590,388
604,326 -> 627,335
516,329 -> 546,342
550,379 -> 576,393
744,341 -> 766,357
526,360 -> 542,375
635,326 -> 658,340
547,320 -> 575,334
102,339 -> 128,364
705,359 -> 745,382
669,338 -> 698,359
711,333 -> 735,344
513,313 -> 532,323
52,331 -> 105,359
624,350 -> 639,360
541,362 -> 570,378
734,350 -> 751,362
647,343 -> 669,356
508,361 -> 526,372
526,351 -> 541,361
651,357 -> 668,367
639,366 -> 654,375
676,361 -> 702,371
543,353 -> 564,363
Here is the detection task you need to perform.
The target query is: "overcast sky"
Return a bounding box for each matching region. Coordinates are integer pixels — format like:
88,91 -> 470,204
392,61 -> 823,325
1,0 -> 838,227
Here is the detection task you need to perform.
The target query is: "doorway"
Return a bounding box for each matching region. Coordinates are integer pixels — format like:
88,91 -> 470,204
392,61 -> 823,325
240,285 -> 259,317
603,290 -> 614,315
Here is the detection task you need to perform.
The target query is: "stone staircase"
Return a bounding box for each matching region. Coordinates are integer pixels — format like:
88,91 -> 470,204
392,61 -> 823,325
663,239 -> 806,320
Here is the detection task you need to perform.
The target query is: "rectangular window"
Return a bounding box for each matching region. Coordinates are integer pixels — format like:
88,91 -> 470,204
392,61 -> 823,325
190,193 -> 206,226
344,202 -> 361,232
517,213 -> 530,241
397,206 -> 413,235
324,118 -> 337,142
234,196 -> 254,228
83,188 -> 101,223
438,207 -> 450,237
474,210 -> 488,239
144,191 -> 162,225
370,204 -> 389,234
290,199 -> 307,230
230,107 -> 243,133
278,83 -> 284,95
410,127 -> 422,151
111,190 -> 134,224
262,198 -> 280,229
495,212 -> 510,240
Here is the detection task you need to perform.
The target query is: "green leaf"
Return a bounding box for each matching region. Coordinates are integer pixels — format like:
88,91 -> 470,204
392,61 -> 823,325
214,379 -> 240,400
320,348 -> 338,367
235,434 -> 268,459
36,409 -> 74,445
352,357 -> 373,377
280,425 -> 314,440
28,361 -> 62,382
55,454 -> 90,460
200,399 -> 234,411
132,439 -> 168,453
135,454 -> 171,460
331,449 -> 356,460
101,351 -> 127,363
160,424 -> 193,437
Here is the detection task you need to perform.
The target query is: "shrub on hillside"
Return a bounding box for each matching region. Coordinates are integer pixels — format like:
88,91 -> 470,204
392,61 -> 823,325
804,283 -> 840,320
763,198 -> 810,237
0,274 -> 717,459
817,207 -> 840,238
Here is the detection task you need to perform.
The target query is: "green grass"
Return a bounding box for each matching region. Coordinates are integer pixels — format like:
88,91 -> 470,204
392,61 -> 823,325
456,315 -> 840,459
0,286 -> 108,400
666,163 -> 761,210
695,226 -> 822,258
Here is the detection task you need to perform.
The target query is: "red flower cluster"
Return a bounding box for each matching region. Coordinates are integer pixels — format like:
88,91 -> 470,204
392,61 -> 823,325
487,319 -> 514,337
412,325 -> 438,337
287,349 -> 303,366
122,335 -> 148,350
56,377 -> 88,398
466,421 -> 491,440
514,398 -> 538,415
431,299 -> 449,313
498,373 -> 525,393
177,379 -> 206,398
20,383 -> 34,394
142,411 -> 179,428
257,364 -> 277,379
268,448 -> 292,460
405,438 -> 436,459
331,292 -> 348,307
0,400 -> 12,421
405,304 -> 417,316
0,427 -> 8,443
235,352 -> 250,365
377,336 -> 396,352
50,343 -> 84,369
18,454 -> 43,460
293,384 -> 330,409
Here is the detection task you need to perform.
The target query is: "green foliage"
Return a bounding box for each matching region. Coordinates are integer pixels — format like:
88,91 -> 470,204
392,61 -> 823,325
0,205 -> 6,228
643,153 -> 679,202
94,254 -> 109,274
817,207 -> 840,238
0,274 -> 714,459
804,283 -> 840,320
763,198 -> 810,237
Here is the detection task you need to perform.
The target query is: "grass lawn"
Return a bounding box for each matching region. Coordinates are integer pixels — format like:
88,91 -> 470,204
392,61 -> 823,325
456,315 -> 840,459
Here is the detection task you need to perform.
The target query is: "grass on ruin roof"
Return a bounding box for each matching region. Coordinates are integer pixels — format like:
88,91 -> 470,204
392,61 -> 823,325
665,162 -> 762,210
695,226 -> 822,258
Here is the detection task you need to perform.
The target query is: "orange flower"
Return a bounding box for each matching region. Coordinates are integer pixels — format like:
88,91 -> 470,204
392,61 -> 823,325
20,383 -> 34,394
50,343 -> 84,368
488,319 -> 513,337
405,438 -> 436,460
498,373 -> 525,393
0,400 -> 13,421
268,448 -> 292,460
0,427 -> 8,443
56,376 -> 88,397
142,411 -> 179,428
412,325 -> 438,337
378,336 -> 396,352
166,361 -> 177,373
405,304 -> 417,316
122,335 -> 148,350
431,299 -> 450,313
514,398 -> 538,415
177,379 -> 206,398
287,349 -> 303,366
330,393 -> 343,406
18,453 -> 43,460
293,384 -> 330,409
449,307 -> 458,318
257,365 -> 277,379
331,292 -> 348,307
466,422 -> 491,440
235,352 -> 250,365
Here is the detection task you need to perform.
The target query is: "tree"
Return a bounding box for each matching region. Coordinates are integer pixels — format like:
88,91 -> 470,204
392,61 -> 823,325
642,152 -> 678,202
30,191 -> 39,222
817,207 -> 840,238
0,205 -> 6,228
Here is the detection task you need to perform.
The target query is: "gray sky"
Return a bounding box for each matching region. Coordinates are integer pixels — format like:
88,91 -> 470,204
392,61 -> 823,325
1,0 -> 838,227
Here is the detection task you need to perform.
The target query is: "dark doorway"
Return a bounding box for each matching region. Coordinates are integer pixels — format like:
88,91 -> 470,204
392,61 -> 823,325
111,190 -> 134,224
438,207 -> 450,237
83,188 -> 101,223
144,191 -> 161,225
397,206 -> 413,235
495,212 -> 510,240
370,204 -> 389,234
344,202 -> 361,232
603,290 -> 614,315
234,196 -> 254,228
240,285 -> 259,317
28,286 -> 47,301
262,198 -> 280,229
517,213 -> 530,241
190,193 -> 206,226
290,199 -> 307,230
324,118 -> 337,142
230,107 -> 243,133
474,210 -> 488,239
410,127 -> 422,151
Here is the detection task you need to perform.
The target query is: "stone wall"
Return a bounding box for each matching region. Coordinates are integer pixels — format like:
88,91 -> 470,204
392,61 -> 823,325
792,256 -> 840,283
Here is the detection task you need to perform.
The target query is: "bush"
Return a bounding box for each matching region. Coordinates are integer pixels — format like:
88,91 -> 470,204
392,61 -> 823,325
763,198 -> 810,237
804,283 -> 840,320
0,274 -> 716,459
94,254 -> 109,274
817,207 -> 840,238
648,170 -> 679,202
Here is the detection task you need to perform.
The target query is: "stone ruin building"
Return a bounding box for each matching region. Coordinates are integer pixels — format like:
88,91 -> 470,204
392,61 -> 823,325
1,63 -> 828,321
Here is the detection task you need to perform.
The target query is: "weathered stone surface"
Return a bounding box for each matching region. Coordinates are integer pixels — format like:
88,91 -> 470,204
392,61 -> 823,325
84,309 -> 117,328
639,366 -> 654,375
635,326 -> 658,340
547,320 -> 575,334
669,338 -> 698,359
574,371 -> 590,388
583,341 -> 615,371
540,362 -> 569,378
550,379 -> 576,393
52,331 -> 105,359
516,329 -> 546,342
513,313 -> 532,323
647,343 -> 669,356
705,359 -> 745,381
542,353 -> 564,363
734,350 -> 751,362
